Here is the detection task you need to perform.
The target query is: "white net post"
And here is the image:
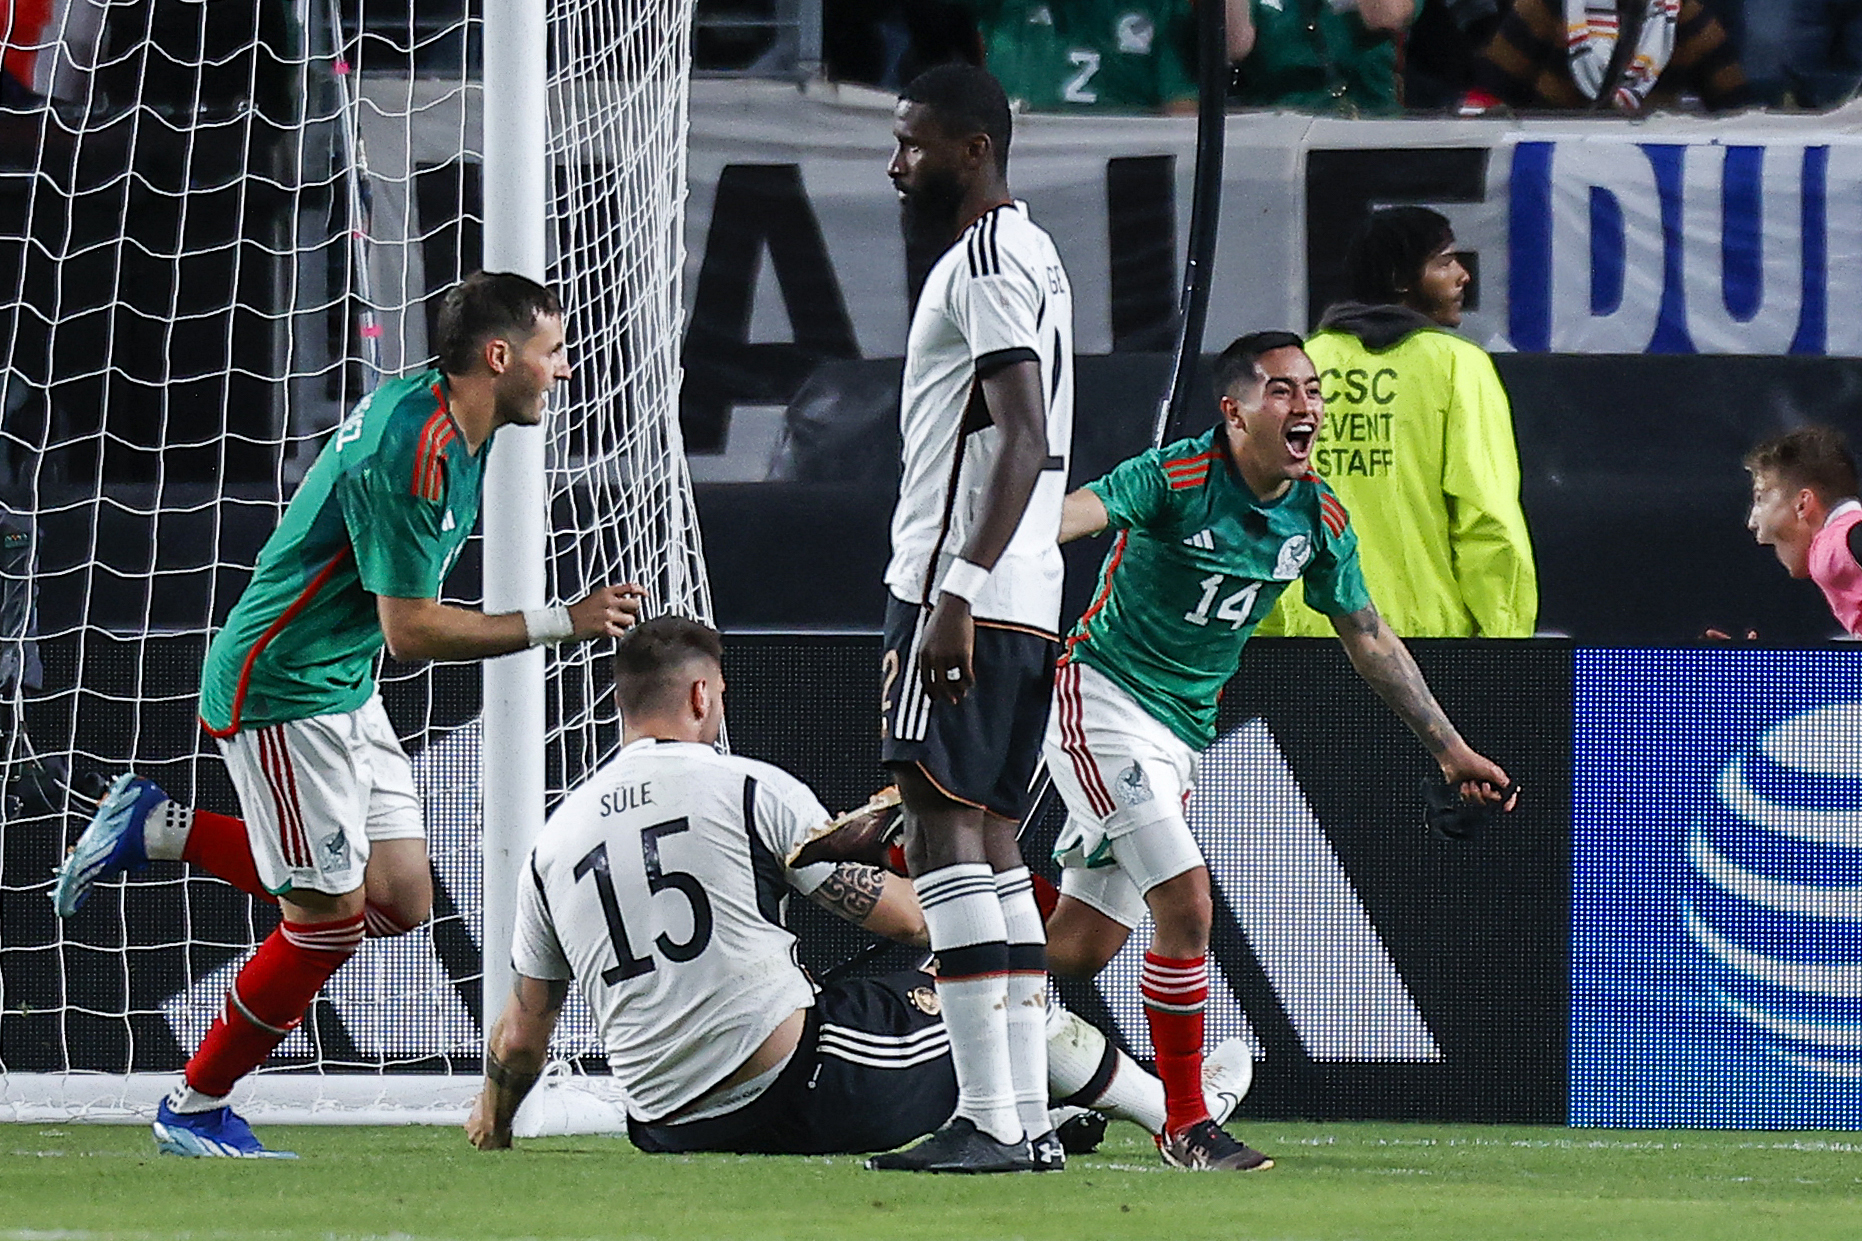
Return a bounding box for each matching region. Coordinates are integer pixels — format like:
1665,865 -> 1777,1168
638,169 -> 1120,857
478,0 -> 551,1037
0,0 -> 708,1120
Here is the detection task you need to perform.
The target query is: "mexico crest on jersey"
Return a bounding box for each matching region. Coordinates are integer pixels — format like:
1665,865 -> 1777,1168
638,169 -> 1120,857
1116,762 -> 1153,807
1274,534 -> 1313,580
907,986 -> 941,1016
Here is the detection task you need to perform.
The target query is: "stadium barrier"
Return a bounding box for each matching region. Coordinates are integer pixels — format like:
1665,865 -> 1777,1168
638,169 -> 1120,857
48,350 -> 1862,644
691,351 -> 1862,644
17,630 -> 1860,1126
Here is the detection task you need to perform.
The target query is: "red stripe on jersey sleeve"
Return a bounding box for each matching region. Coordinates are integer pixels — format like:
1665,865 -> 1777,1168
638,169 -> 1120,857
201,550 -> 351,738
1064,530 -> 1128,657
421,425 -> 455,501
411,411 -> 448,498
1163,449 -> 1219,472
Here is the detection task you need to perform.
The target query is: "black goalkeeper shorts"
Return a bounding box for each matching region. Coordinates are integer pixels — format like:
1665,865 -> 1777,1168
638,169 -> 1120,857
879,592 -> 1058,821
627,968 -> 957,1156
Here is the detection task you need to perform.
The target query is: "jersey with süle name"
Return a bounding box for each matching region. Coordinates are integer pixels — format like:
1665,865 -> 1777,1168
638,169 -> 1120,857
198,368 -> 485,735
1064,427 -> 1371,750
887,200 -> 1074,633
511,739 -> 837,1124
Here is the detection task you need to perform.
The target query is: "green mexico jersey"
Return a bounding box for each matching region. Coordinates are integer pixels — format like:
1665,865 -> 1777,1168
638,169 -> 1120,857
1064,427 -> 1370,750
978,1 -> 1196,112
199,369 -> 487,735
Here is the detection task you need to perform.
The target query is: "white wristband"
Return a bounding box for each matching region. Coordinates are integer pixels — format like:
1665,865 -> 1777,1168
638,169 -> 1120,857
938,558 -> 991,605
522,605 -> 574,647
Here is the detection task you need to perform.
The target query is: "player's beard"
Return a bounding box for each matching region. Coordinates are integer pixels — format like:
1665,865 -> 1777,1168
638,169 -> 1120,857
494,377 -> 546,428
899,166 -> 966,251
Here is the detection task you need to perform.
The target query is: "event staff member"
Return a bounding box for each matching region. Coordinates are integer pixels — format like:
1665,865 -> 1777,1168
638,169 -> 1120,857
1259,206 -> 1537,639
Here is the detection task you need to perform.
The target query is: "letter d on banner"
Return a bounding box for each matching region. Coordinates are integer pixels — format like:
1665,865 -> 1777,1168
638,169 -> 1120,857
1549,140 -> 1665,352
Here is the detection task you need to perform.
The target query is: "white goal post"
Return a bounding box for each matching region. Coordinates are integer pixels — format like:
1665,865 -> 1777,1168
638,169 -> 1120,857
0,0 -> 707,1121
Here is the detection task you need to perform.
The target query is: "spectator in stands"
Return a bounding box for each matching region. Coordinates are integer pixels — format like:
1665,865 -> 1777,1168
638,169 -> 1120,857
825,1 -> 982,91
1404,0 -> 1505,111
1257,207 -> 1537,639
969,1 -> 1213,113
1749,1 -> 1862,109
1464,0 -> 1747,114
1228,0 -> 1418,115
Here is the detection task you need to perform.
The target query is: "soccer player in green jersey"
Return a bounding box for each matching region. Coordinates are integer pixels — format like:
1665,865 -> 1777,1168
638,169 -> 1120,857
1042,331 -> 1515,1171
51,272 -> 643,1157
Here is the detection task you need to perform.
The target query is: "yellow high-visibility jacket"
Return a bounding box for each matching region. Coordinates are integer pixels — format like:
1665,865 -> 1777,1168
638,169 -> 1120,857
1257,305 -> 1538,638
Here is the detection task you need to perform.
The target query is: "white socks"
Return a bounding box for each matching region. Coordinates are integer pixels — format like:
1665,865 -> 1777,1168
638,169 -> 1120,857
916,863 -> 1020,1145
164,1083 -> 229,1115
1043,1003 -> 1169,1135
995,866 -> 1051,1140
142,801 -> 193,862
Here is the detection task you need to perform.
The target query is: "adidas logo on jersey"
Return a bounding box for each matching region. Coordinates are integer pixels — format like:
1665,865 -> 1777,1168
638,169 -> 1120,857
1182,529 -> 1215,550
442,511 -> 456,532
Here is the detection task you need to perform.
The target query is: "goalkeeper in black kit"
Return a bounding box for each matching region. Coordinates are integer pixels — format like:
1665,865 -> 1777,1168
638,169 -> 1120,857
467,619 -> 1252,1157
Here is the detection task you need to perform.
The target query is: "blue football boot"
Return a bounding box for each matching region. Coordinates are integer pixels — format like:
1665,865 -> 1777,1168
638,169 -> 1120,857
152,1099 -> 297,1159
51,773 -> 166,917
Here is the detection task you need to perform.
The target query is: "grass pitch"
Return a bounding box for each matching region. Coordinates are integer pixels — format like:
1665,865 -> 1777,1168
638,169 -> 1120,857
1,1121 -> 1857,1241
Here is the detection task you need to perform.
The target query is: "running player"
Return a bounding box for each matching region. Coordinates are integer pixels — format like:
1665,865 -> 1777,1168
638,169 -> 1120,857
876,64 -> 1075,1172
466,618 -> 1250,1156
51,272 -> 642,1157
1043,331 -> 1516,1171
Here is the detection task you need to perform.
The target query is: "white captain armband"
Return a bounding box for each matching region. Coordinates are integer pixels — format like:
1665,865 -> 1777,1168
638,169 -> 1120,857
522,605 -> 574,647
938,558 -> 991,605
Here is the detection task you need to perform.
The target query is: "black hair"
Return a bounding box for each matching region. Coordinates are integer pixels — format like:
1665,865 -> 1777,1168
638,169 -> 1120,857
1211,331 -> 1307,401
434,271 -> 563,376
900,63 -> 1013,174
1343,207 -> 1455,305
1745,425 -> 1860,504
612,616 -> 724,718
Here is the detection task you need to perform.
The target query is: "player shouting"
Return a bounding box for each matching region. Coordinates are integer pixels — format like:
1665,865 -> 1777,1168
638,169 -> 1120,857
1043,331 -> 1516,1170
51,272 -> 642,1157
874,64 -> 1075,1172
1743,426 -> 1862,637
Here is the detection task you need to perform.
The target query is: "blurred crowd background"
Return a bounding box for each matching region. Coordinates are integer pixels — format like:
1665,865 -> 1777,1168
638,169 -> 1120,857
686,1 -> 1859,117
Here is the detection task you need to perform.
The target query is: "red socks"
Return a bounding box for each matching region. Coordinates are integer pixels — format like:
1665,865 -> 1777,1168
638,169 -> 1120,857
1142,950 -> 1210,1136
184,912 -> 365,1098
182,810 -> 276,905
180,812 -> 417,937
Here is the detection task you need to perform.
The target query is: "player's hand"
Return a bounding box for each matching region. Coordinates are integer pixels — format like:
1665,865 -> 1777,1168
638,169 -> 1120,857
464,1092 -> 512,1150
1438,744 -> 1518,811
919,595 -> 975,704
1703,627 -> 1759,641
568,584 -> 645,640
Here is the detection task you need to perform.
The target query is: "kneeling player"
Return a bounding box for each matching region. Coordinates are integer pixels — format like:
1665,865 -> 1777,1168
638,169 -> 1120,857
1043,332 -> 1516,1171
465,618 -> 1244,1160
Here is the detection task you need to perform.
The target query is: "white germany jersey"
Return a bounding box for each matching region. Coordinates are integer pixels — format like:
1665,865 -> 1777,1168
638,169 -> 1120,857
511,738 -> 836,1123
886,200 -> 1075,633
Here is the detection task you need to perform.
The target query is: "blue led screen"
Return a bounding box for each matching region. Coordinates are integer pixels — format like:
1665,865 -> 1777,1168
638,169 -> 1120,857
1573,649 -> 1862,1127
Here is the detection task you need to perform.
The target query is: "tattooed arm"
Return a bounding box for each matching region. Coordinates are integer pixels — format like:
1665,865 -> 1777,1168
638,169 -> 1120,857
466,973 -> 570,1149
1330,604 -> 1515,804
809,863 -> 930,947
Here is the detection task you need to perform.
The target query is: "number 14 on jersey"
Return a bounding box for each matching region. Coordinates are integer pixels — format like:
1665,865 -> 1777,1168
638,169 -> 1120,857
1184,574 -> 1261,630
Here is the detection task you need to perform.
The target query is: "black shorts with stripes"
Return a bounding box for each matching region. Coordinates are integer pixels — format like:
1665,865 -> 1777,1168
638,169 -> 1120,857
627,968 -> 956,1155
879,592 -> 1058,821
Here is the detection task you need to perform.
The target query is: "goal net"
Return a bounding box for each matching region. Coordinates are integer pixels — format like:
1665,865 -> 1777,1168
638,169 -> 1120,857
0,0 -> 705,1121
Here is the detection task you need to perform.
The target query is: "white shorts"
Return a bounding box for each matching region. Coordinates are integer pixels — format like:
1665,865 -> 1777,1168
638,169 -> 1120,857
216,695 -> 423,897
1043,660 -> 1205,929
